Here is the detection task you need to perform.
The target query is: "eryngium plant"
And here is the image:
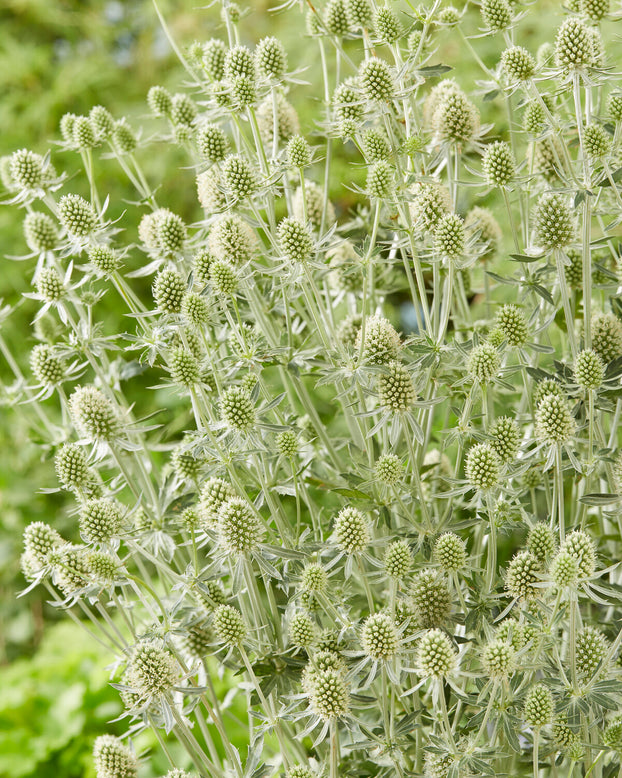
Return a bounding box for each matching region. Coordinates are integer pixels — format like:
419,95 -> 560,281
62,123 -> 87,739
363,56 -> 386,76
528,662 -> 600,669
4,1 -> 622,777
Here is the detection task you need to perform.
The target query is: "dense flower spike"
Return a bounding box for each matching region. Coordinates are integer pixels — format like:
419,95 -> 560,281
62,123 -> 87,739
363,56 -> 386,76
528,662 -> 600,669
93,735 -> 138,778
70,387 -> 120,441
334,506 -> 370,553
417,629 -> 457,678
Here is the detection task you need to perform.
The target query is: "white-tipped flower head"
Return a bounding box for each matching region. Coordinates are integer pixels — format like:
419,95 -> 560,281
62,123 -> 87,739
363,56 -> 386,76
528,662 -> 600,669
36,267 -> 64,302
410,182 -> 451,232
523,684 -> 554,728
170,93 -> 196,127
156,211 -> 187,256
55,444 -> 90,490
465,443 -> 500,490
301,562 -> 328,593
482,639 -> 515,679
483,141 -> 515,187
334,506 -> 371,553
308,668 -> 350,719
10,149 -> 45,190
88,107 -> 113,142
468,343 -> 500,384
417,629 -> 457,678
591,313 -> 622,364
496,304 -> 528,347
93,735 -> 138,778
286,768 -> 314,778
361,612 -> 399,660
197,123 -> 229,162
170,348 -> 200,386
375,453 -> 403,485
358,57 -> 394,102
373,7 -> 402,43
147,85 -> 172,116
535,393 -> 576,444
287,135 -> 312,168
325,0 -> 350,35
355,315 -> 400,365
433,90 -> 480,143
576,626 -> 608,677
290,612 -> 317,648
550,550 -> 579,589
608,93 -> 622,123
527,523 -> 556,564
412,570 -> 451,628
501,46 -> 536,81
153,267 -> 185,313
481,0 -> 512,30
128,640 -> 179,698
73,115 -> 97,149
533,193 -> 575,251
59,194 -> 97,237
378,361 -> 416,412
362,129 -> 390,162
213,604 -> 246,645
89,245 -> 120,275
555,17 -> 594,69
24,212 -> 58,252
583,124 -> 610,159
434,533 -> 467,571
23,521 -> 63,567
574,348 -> 605,390
218,497 -> 264,554
209,214 -> 257,264
70,387 -> 120,441
434,213 -> 465,258
346,0 -> 372,27
278,217 -> 314,263
256,36 -> 287,79
505,550 -> 540,600
366,160 -> 394,200
222,154 -> 257,201
219,386 -> 255,432
30,344 -> 63,385
560,530 -> 596,580
79,498 -> 123,544
489,416 -> 520,464
385,539 -> 412,579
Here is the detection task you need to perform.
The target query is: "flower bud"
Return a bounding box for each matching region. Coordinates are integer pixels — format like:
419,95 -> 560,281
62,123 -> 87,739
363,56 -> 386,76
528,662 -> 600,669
535,394 -> 576,444
358,57 -> 394,102
483,141 -> 515,187
218,497 -> 264,553
70,386 -> 120,441
385,540 -> 412,579
505,550 -> 540,600
592,312 -> 622,363
523,684 -> 554,727
574,348 -> 605,390
468,343 -> 500,384
93,735 -> 138,778
412,570 -> 451,628
378,361 -> 416,412
489,416 -> 520,464
417,629 -> 457,678
334,506 -> 370,553
434,533 -> 467,571
59,194 -> 97,237
213,604 -> 246,645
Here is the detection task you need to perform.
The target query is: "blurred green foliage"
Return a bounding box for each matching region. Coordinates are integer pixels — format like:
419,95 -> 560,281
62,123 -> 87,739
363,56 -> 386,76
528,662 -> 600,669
0,620 -> 123,778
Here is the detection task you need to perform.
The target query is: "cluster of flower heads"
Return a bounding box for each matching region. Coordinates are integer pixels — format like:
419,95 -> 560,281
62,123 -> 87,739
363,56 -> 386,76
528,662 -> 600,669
5,0 -> 622,777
